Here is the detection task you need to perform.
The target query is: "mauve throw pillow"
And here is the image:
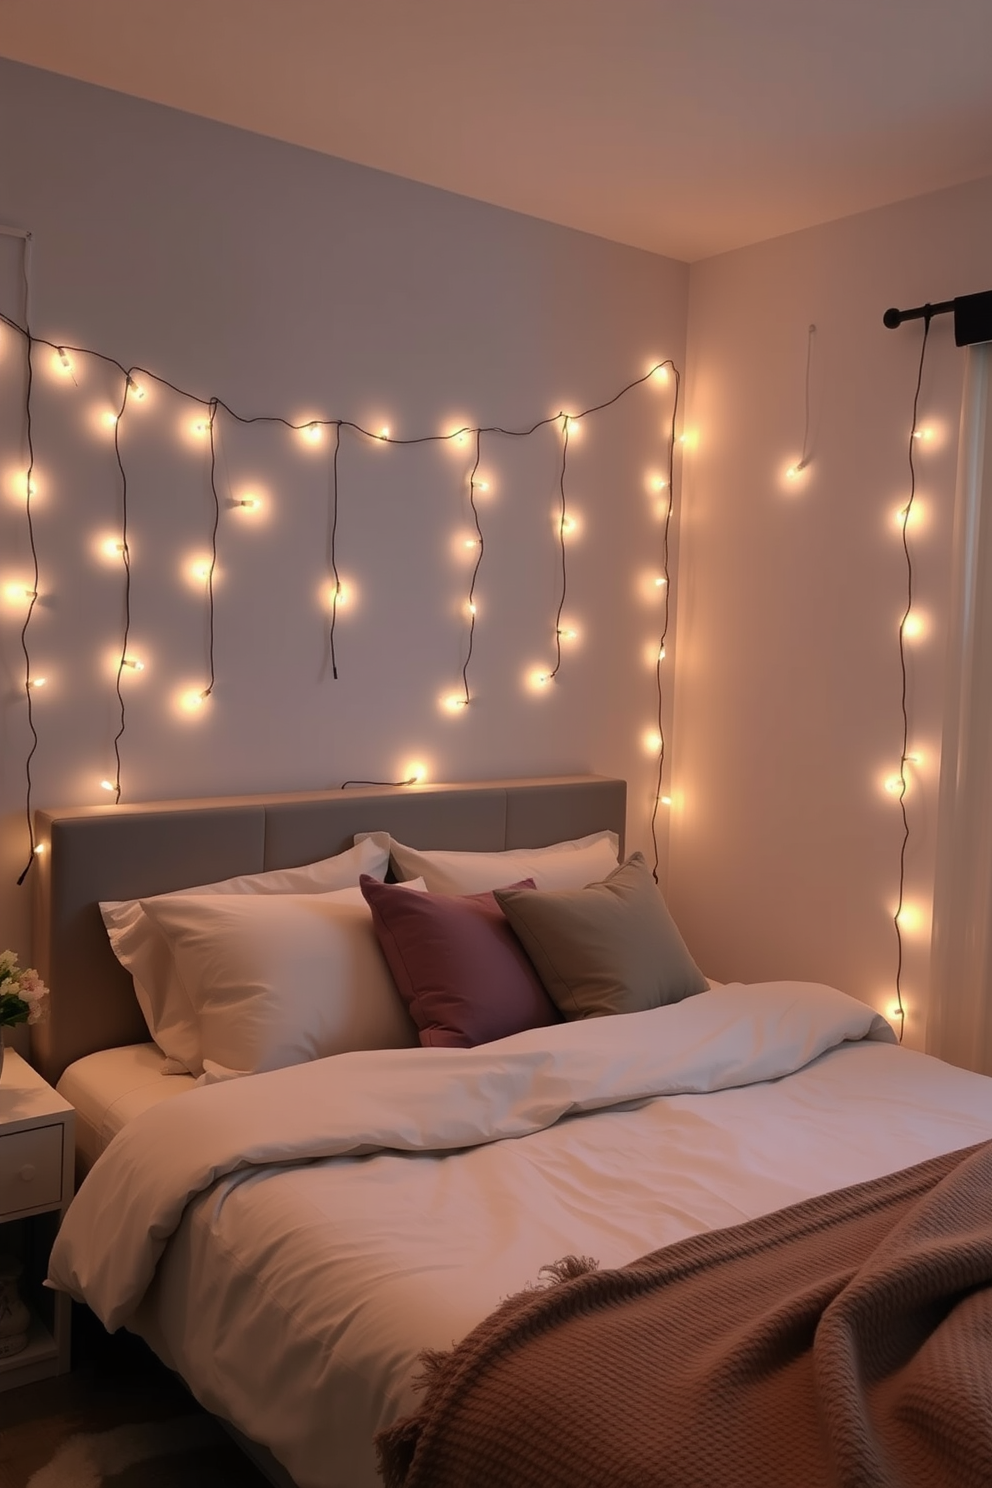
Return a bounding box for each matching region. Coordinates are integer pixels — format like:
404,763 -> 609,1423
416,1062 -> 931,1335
360,875 -> 561,1048
494,851 -> 708,1021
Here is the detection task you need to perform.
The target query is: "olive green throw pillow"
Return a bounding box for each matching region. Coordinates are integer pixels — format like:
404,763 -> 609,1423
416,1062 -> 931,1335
493,852 -> 708,1021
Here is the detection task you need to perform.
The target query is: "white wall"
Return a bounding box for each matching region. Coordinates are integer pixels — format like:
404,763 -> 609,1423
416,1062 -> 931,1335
672,175 -> 992,1046
0,59 -> 689,968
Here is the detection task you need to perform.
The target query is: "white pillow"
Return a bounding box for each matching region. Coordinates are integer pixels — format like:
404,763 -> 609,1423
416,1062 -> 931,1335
100,836 -> 390,1074
140,882 -> 425,1081
357,830 -> 620,895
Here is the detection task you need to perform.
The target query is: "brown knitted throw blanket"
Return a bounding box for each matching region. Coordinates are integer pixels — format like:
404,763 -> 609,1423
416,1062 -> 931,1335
376,1142 -> 992,1488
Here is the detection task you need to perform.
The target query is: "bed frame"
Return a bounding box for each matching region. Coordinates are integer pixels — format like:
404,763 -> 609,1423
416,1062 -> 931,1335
30,774 -> 626,1086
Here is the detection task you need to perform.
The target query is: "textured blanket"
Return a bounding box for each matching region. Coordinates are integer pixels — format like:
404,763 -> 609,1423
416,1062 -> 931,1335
377,1141 -> 992,1488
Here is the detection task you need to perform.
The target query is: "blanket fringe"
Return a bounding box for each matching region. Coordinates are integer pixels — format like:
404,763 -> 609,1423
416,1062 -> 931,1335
375,1256 -> 599,1485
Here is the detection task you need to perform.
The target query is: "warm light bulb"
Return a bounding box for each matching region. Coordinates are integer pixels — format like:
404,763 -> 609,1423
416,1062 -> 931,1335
301,422 -> 322,445
558,515 -> 577,536
121,657 -> 145,672
657,645 -> 667,662
464,537 -> 480,550
475,480 -> 490,493
654,576 -> 667,588
379,427 -> 390,441
100,779 -> 116,792
235,494 -> 261,511
643,729 -> 663,754
191,417 -> 212,438
466,601 -> 477,616
651,365 -> 669,384
33,843 -> 45,856
563,415 -> 581,435
527,667 -> 552,691
902,613 -> 925,640
896,906 -> 921,933
557,626 -> 577,641
57,347 -> 71,369
912,428 -> 934,442
180,689 -> 206,712
28,677 -> 47,689
443,694 -> 468,712
4,583 -> 35,604
650,476 -> 668,492
884,775 -> 904,795
127,377 -> 146,402
101,411 -> 119,429
101,537 -> 126,560
660,794 -> 672,807
404,761 -> 428,784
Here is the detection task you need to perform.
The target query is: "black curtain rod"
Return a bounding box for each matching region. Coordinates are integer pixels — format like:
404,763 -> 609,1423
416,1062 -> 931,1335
883,289 -> 992,346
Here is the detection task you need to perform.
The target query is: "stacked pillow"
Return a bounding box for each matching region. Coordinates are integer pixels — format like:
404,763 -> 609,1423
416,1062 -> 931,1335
101,829 -> 707,1080
100,836 -> 390,1075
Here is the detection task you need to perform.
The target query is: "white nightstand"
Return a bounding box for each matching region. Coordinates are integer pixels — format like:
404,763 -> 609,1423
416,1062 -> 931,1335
0,1047 -> 75,1390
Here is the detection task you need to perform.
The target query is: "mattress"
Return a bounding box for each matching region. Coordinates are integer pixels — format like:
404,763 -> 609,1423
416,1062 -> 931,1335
57,1042 -> 196,1173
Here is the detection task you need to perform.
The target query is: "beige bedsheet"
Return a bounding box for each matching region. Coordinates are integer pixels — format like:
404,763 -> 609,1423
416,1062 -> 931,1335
57,1042 -> 196,1172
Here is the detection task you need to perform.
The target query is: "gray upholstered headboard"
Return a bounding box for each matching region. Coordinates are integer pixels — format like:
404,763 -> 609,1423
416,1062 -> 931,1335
30,774 -> 626,1084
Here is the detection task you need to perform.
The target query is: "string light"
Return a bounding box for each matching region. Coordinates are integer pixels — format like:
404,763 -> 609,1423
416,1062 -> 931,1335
100,779 -> 115,792
28,676 -> 46,689
0,304 -> 681,878
647,360 -> 680,884
121,656 -> 145,672
784,325 -> 816,485
887,310 -> 933,1043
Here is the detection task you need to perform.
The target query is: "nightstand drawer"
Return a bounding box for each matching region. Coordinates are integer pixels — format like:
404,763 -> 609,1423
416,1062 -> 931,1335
0,1124 -> 63,1217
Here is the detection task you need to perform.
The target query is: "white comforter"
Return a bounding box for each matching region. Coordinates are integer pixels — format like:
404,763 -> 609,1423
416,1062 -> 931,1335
49,983 -> 992,1488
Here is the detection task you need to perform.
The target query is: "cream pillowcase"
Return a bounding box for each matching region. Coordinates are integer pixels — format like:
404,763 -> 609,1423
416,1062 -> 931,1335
100,835 -> 391,1075
356,830 -> 620,895
139,882 -> 426,1081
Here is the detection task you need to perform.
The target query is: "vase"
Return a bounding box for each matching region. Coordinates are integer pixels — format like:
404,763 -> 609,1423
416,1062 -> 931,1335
0,1255 -> 30,1358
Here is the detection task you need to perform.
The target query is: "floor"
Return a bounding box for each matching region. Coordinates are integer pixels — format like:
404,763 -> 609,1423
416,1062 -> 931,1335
0,1306 -> 272,1487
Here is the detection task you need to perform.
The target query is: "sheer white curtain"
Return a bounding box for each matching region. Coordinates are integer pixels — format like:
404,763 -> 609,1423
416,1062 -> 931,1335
928,344 -> 992,1072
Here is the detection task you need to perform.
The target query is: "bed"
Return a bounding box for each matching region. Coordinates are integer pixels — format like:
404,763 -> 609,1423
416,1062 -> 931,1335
31,775 -> 992,1488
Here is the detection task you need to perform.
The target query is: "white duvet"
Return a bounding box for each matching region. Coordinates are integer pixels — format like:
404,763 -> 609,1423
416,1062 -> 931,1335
49,983 -> 992,1488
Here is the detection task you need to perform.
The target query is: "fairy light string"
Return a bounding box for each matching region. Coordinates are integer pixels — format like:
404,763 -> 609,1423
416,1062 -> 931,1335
108,371 -> 137,807
890,314 -> 932,1043
649,361 -> 680,885
458,428 -> 485,707
1,305 -> 681,878
327,420 -> 343,680
548,416 -> 570,682
14,316 -> 39,884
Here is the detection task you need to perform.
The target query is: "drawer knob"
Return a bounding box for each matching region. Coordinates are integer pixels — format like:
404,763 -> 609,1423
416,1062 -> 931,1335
18,1165 -> 36,1182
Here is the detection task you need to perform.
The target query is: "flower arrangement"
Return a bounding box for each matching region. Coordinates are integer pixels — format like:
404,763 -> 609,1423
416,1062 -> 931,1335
0,950 -> 48,1029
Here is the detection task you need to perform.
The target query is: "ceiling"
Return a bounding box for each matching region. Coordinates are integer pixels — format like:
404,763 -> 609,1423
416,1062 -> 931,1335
2,0 -> 991,261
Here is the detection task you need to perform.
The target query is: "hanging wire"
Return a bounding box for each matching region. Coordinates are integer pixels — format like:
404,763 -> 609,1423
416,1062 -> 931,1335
327,421 -> 343,680
108,374 -> 138,804
548,416 -> 570,682
203,399 -> 221,700
457,429 -> 486,706
15,333 -> 39,883
648,362 -> 681,884
792,323 -> 816,474
890,315 -> 932,1043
